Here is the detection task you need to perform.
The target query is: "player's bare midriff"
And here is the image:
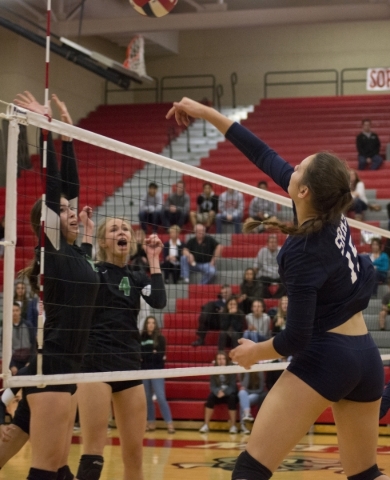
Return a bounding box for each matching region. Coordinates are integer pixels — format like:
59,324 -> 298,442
327,311 -> 368,336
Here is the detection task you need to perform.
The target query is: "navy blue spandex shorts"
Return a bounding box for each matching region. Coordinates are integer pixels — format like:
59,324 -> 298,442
287,332 -> 384,402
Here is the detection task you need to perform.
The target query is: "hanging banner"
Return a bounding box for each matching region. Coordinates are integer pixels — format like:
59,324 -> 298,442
367,68 -> 390,91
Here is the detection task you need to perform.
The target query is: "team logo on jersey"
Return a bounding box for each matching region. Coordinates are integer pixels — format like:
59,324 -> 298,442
173,455 -> 344,473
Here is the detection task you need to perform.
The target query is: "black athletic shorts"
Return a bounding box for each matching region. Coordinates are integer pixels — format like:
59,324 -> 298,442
12,396 -> 30,435
24,383 -> 77,396
287,332 -> 384,402
106,380 -> 142,393
205,392 -> 238,410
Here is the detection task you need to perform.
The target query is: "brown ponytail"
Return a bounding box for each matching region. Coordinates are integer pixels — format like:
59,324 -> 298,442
244,152 -> 352,236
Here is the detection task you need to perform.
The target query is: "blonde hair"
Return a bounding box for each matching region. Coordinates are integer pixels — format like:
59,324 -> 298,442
96,217 -> 137,262
169,224 -> 181,234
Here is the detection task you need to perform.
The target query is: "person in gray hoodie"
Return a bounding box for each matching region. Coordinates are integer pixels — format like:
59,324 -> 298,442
138,182 -> 163,233
161,180 -> 190,229
216,188 -> 244,234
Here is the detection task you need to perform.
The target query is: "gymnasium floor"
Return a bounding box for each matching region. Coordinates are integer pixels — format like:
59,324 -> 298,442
2,427 -> 390,480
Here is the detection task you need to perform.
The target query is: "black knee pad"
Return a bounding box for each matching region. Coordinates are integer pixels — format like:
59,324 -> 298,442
27,468 -> 57,480
233,450 -> 272,480
76,455 -> 104,480
348,464 -> 382,480
56,465 -> 74,480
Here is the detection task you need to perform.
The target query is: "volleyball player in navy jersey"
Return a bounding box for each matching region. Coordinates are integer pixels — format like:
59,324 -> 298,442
76,219 -> 166,480
167,98 -> 389,480
13,91 -> 100,480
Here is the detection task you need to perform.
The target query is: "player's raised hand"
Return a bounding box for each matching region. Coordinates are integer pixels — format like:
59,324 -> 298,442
145,234 -> 163,258
14,91 -> 52,118
79,206 -> 94,241
229,338 -> 258,370
166,97 -> 207,126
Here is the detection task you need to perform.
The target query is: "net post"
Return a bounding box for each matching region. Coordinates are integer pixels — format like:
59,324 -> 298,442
2,118 -> 19,387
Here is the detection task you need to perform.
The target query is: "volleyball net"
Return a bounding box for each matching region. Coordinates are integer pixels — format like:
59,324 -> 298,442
1,101 -> 390,389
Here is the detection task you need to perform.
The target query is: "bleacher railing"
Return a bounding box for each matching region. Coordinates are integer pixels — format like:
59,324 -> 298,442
340,68 -> 370,96
160,74 -> 218,104
104,77 -> 159,104
264,69 -> 339,98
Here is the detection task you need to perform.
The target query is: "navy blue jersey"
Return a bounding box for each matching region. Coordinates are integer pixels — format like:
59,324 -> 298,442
82,264 -> 166,373
226,122 -> 374,356
38,134 -> 100,373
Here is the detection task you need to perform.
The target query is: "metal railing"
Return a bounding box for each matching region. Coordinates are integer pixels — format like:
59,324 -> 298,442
160,74 -> 217,104
340,68 -> 370,96
264,69 -> 339,98
104,77 -> 159,104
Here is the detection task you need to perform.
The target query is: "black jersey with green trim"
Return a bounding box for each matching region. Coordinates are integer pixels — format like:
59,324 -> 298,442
82,263 -> 166,373
36,133 -> 100,374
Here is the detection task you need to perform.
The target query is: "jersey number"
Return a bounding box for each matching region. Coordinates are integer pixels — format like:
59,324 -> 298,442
346,236 -> 359,284
119,277 -> 131,296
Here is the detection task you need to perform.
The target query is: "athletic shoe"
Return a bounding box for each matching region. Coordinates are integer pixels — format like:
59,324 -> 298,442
199,424 -> 209,433
229,425 -> 238,434
240,424 -> 250,434
242,413 -> 254,422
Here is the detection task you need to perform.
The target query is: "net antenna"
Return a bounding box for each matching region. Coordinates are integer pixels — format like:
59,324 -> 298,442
123,35 -> 147,78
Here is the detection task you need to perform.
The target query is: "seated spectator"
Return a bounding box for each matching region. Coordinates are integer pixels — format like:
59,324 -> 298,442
356,119 -> 383,170
253,234 -> 286,299
192,284 -> 232,347
10,303 -> 35,376
238,372 -> 267,434
218,297 -> 246,350
13,281 -> 29,320
216,188 -> 244,234
27,294 -> 39,334
161,225 -> 183,284
238,267 -> 262,315
139,182 -> 162,233
189,182 -> 218,230
199,351 -> 238,434
180,223 -> 222,285
243,299 -> 271,343
379,280 -> 390,331
141,316 -> 175,434
271,296 -> 288,336
348,170 -> 380,221
161,180 -> 190,230
369,238 -> 389,297
247,181 -> 278,232
130,229 -> 149,273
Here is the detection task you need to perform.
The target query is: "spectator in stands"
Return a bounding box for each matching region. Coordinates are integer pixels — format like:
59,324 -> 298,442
253,234 -> 285,299
161,180 -> 190,230
141,316 -> 175,434
27,294 -> 39,334
161,225 -> 183,284
192,284 -> 232,347
243,299 -> 271,343
216,188 -> 244,234
272,296 -> 288,336
130,229 -> 149,273
356,119 -> 383,170
180,223 -> 222,284
10,302 -> 35,376
348,170 -> 380,221
238,372 -> 268,434
247,181 -> 278,232
379,280 -> 390,331
369,238 -> 389,297
218,297 -> 246,350
238,267 -> 262,315
189,182 -> 218,231
199,351 -> 238,434
13,281 -> 29,320
139,182 -> 162,233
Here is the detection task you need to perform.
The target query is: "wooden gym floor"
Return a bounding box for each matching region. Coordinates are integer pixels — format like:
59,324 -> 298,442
2,425 -> 390,480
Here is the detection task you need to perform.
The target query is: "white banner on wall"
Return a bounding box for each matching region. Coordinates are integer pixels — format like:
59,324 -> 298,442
367,68 -> 390,91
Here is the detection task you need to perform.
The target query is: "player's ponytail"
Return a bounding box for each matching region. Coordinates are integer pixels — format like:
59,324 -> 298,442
244,152 -> 352,236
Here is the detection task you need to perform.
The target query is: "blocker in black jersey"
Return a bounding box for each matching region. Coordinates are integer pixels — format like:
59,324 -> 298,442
82,264 -> 166,373
28,132 -> 100,377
